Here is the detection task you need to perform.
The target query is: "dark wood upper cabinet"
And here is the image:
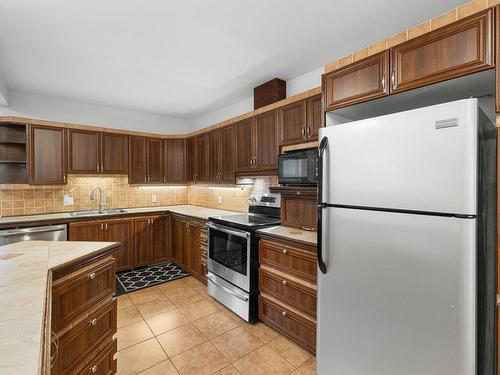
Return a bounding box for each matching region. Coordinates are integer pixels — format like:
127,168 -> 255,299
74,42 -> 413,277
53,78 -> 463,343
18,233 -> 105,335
236,119 -> 254,172
164,139 -> 186,183
147,138 -> 164,184
323,51 -> 390,111
68,129 -> 99,173
306,94 -> 322,141
391,9 -> 494,94
187,136 -> 198,183
28,125 -> 66,184
196,133 -> 209,183
278,100 -> 307,146
495,5 -> 499,113
220,125 -> 236,183
208,130 -> 221,182
101,133 -> 128,174
254,110 -> 278,171
128,136 -> 147,184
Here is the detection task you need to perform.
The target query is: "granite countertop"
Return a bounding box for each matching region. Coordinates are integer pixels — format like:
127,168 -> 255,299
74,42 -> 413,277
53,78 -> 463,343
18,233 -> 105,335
0,241 -> 119,375
0,204 -> 239,227
257,225 -> 317,246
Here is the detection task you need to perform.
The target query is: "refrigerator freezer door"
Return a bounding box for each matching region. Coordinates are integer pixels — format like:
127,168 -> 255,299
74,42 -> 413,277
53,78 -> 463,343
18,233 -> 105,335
317,207 -> 476,375
318,99 -> 477,215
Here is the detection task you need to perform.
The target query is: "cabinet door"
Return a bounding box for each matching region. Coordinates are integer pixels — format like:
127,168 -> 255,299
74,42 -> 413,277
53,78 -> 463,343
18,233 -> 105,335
391,9 -> 494,94
68,129 -> 99,173
105,219 -> 134,272
187,222 -> 200,278
164,139 -> 186,183
208,130 -> 221,182
220,125 -> 236,184
134,217 -> 151,268
151,215 -> 170,264
187,137 -> 198,183
28,125 -> 66,184
147,138 -> 163,184
306,94 -> 322,141
254,110 -> 278,171
101,133 -> 128,174
235,119 -> 254,172
323,51 -> 389,111
128,136 -> 147,184
497,6 -> 500,113
278,100 -> 307,146
196,134 -> 209,182
68,221 -> 103,241
172,217 -> 187,270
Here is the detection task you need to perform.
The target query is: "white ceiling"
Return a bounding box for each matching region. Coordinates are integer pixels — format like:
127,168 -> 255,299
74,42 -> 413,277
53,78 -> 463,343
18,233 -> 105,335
0,0 -> 468,119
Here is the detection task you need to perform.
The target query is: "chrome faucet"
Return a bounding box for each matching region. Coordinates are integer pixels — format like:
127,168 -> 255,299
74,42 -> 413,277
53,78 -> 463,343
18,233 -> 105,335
90,186 -> 107,211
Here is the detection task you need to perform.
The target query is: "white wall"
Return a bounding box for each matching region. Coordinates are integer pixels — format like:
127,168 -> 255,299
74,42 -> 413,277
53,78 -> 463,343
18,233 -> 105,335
0,90 -> 192,135
190,66 -> 323,130
0,71 -> 8,106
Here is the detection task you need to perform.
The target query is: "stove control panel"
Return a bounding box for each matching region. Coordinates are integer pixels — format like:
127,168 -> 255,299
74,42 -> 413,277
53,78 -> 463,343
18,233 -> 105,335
248,192 -> 281,208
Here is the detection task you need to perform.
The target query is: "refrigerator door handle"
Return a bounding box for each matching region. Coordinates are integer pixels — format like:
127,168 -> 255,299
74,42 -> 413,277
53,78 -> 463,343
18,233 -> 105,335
317,136 -> 328,274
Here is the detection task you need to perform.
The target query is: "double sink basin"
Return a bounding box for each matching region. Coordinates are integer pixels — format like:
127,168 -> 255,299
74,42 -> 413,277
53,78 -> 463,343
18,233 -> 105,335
69,208 -> 127,217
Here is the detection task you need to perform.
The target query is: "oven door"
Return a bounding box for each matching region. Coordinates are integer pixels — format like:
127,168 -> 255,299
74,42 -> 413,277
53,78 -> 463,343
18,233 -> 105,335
207,222 -> 251,292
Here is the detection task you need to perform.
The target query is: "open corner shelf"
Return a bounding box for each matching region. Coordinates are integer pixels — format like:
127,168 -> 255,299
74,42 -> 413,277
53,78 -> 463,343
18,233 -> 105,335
0,123 -> 28,184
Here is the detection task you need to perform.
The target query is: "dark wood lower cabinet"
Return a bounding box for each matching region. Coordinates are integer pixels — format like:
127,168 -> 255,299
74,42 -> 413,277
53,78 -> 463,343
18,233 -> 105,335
50,246 -> 118,375
258,235 -> 317,353
271,186 -> 318,231
106,219 -> 134,272
134,217 -> 152,268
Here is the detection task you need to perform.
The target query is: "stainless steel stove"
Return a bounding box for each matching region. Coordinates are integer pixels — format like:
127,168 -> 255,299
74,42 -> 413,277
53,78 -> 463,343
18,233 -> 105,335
207,192 -> 280,322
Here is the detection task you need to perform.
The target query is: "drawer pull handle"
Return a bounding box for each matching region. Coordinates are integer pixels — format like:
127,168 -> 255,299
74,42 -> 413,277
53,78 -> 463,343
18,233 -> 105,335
88,272 -> 96,280
282,249 -> 287,254
282,311 -> 287,317
282,280 -> 287,286
90,365 -> 98,373
90,318 -> 98,326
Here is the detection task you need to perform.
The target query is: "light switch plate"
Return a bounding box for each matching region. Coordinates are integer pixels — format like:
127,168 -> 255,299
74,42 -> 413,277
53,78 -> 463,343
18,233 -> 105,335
152,194 -> 158,203
63,195 -> 74,206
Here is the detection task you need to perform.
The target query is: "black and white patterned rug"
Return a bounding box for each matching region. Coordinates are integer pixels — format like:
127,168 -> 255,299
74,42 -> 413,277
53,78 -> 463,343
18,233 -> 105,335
115,262 -> 189,296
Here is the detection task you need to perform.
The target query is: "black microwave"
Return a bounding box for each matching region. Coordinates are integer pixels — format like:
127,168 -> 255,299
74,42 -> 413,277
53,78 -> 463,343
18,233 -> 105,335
278,148 -> 318,186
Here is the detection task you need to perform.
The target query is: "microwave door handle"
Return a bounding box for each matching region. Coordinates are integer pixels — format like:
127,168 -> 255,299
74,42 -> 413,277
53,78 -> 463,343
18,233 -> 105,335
317,137 -> 328,274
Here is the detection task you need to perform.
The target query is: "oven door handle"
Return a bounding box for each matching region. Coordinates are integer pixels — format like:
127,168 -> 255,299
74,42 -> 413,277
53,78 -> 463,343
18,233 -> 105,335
206,222 -> 250,239
207,274 -> 249,302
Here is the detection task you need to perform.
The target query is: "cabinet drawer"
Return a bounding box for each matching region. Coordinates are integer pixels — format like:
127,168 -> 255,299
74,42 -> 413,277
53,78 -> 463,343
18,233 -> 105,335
259,295 -> 316,353
259,240 -> 316,282
52,257 -> 116,332
53,299 -> 117,375
76,339 -> 117,375
259,268 -> 316,318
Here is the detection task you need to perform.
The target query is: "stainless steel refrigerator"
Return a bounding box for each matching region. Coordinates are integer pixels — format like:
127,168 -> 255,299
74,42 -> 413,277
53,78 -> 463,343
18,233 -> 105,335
317,98 -> 496,375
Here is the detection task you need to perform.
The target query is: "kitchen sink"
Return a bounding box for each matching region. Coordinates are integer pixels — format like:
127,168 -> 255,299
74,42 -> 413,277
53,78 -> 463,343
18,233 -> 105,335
69,208 -> 126,217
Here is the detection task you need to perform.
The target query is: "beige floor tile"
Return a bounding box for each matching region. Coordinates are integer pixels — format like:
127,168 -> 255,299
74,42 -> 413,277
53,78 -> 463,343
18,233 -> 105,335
193,311 -> 238,339
136,297 -> 177,319
241,322 -> 279,343
167,287 -> 205,305
117,304 -> 143,328
138,360 -> 179,375
210,326 -> 263,362
117,338 -> 167,375
129,288 -> 165,305
193,286 -> 211,299
183,276 -> 205,289
266,335 -> 312,367
157,323 -> 207,357
290,371 -> 304,375
233,345 -> 295,375
297,357 -> 316,375
117,320 -> 154,351
170,341 -> 230,375
177,297 -> 219,321
117,294 -> 134,310
214,364 -> 241,374
158,278 -> 189,294
145,309 -> 190,336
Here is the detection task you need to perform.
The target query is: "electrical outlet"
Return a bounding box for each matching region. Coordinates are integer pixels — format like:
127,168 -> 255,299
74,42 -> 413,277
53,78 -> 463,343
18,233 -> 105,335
218,196 -> 223,204
152,194 -> 158,203
63,195 -> 74,206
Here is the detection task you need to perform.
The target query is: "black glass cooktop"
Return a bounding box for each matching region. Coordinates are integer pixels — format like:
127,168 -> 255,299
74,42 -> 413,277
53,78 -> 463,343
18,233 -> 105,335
209,213 -> 280,230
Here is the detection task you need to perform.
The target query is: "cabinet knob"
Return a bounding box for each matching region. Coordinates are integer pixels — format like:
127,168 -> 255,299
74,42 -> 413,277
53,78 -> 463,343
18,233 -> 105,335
90,365 -> 98,373
282,249 -> 287,254
282,280 -> 287,286
88,272 -> 96,280
281,311 -> 287,317
90,318 -> 97,326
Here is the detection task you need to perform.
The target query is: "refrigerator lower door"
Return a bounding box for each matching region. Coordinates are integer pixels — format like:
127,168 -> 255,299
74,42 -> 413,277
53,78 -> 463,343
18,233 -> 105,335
317,207 -> 476,375
319,98 -> 477,215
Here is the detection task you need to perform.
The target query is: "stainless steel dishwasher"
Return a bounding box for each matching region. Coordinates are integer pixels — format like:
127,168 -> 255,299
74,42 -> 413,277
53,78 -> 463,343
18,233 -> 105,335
0,224 -> 67,246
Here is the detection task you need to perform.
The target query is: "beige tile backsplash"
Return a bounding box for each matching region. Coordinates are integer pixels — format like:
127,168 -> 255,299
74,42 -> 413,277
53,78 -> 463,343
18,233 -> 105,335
0,176 -> 277,217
